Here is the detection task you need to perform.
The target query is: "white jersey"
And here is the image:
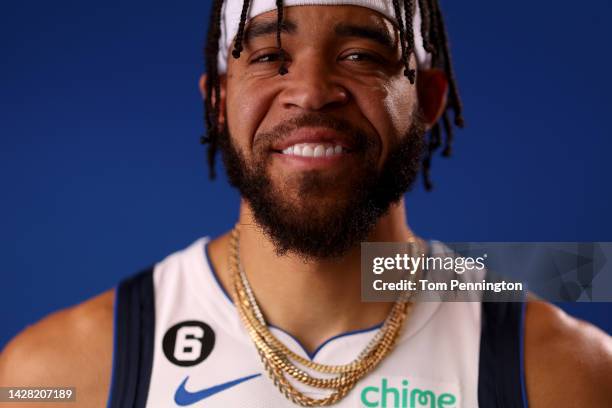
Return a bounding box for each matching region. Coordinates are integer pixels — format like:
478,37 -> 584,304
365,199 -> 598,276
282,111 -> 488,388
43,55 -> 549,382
106,237 -> 527,408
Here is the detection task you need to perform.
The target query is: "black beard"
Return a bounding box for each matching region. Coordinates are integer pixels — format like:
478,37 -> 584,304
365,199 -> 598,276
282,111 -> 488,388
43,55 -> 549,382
219,111 -> 425,260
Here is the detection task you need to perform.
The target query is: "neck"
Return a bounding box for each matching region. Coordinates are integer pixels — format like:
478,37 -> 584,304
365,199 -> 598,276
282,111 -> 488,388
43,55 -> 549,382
208,198 -> 416,353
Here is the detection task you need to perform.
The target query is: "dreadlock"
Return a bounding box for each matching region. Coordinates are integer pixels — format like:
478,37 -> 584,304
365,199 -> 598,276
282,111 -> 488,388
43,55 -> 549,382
202,0 -> 464,190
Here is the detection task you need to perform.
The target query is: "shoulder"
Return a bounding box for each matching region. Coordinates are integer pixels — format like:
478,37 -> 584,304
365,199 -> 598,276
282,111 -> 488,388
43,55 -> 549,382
524,298 -> 612,407
0,289 -> 115,408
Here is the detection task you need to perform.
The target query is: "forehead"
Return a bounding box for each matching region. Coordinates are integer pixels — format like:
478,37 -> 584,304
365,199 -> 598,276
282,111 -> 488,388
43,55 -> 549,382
245,5 -> 397,40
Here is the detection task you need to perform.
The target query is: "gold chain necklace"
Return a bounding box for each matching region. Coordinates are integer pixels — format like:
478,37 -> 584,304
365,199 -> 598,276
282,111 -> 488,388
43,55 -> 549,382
229,226 -> 419,406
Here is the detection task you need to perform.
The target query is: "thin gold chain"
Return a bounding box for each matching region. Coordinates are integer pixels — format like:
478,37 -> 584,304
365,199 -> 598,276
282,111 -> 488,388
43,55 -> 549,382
229,226 -> 420,406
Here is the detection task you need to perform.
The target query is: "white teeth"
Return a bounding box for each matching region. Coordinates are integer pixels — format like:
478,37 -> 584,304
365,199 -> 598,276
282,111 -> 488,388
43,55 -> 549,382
302,145 -> 314,157
281,143 -> 345,157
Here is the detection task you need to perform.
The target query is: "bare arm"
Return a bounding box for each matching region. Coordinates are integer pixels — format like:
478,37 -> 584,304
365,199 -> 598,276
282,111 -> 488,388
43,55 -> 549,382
525,299 -> 612,407
0,290 -> 115,408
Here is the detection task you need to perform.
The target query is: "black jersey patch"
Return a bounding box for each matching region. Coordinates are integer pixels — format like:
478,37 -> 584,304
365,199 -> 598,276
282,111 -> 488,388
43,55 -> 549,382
162,321 -> 216,367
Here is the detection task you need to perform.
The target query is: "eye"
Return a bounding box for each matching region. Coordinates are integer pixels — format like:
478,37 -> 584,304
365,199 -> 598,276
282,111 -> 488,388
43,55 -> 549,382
342,52 -> 382,63
251,52 -> 283,64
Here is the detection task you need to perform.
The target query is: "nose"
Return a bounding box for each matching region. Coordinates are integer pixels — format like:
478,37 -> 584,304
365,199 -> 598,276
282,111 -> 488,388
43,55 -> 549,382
278,58 -> 349,112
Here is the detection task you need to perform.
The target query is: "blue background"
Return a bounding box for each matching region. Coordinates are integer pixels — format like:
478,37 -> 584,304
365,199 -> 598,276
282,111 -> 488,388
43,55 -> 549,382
1,0 -> 611,348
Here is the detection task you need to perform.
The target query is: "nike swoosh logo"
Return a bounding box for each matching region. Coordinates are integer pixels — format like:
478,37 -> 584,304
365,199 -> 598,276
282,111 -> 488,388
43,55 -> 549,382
174,373 -> 261,406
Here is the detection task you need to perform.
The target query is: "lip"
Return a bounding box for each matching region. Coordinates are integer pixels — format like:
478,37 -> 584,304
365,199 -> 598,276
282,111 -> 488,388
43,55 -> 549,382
271,127 -> 356,152
271,149 -> 355,171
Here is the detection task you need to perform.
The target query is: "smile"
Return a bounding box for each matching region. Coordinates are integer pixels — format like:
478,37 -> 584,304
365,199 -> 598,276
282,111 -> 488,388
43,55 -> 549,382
281,143 -> 346,158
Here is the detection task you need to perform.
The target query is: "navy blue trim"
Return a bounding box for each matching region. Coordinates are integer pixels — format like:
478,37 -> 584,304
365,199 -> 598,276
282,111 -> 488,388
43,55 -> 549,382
107,267 -> 156,408
203,240 -> 384,360
266,324 -> 314,358
308,323 -> 383,359
478,299 -> 528,408
105,286 -> 119,408
269,322 -> 383,360
519,300 -> 528,407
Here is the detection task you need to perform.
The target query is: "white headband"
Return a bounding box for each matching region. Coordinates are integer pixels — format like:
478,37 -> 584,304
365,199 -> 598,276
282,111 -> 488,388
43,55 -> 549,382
217,0 -> 431,73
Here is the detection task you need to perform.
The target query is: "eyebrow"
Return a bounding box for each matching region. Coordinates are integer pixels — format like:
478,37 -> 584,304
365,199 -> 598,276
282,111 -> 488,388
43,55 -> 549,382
243,19 -> 396,51
334,23 -> 396,51
243,20 -> 297,43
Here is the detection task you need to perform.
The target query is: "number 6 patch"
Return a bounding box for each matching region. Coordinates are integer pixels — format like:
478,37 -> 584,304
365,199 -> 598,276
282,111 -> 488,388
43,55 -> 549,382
162,321 -> 216,366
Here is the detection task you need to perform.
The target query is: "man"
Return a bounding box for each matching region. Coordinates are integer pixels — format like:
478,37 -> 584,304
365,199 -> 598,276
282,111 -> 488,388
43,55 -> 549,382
1,0 -> 611,407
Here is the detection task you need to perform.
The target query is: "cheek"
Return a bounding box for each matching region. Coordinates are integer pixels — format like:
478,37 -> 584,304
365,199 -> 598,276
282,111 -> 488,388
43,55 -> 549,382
381,78 -> 416,141
225,75 -> 277,153
352,77 -> 416,163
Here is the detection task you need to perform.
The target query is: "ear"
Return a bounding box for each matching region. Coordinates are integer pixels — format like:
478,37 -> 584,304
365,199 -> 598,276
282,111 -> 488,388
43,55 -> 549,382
199,73 -> 227,129
416,69 -> 448,129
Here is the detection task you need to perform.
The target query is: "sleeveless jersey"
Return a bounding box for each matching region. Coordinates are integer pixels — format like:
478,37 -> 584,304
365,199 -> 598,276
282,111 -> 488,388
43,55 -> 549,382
107,237 -> 527,408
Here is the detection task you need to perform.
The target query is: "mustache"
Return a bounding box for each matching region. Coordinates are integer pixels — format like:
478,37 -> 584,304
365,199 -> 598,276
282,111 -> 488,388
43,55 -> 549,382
253,113 -> 376,152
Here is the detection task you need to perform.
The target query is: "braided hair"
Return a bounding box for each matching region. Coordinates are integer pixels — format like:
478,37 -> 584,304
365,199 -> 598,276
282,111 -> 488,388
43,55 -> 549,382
202,0 -> 464,190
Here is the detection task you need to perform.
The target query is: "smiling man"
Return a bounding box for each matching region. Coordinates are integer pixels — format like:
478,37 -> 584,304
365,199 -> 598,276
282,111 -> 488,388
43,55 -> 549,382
1,1 -> 612,407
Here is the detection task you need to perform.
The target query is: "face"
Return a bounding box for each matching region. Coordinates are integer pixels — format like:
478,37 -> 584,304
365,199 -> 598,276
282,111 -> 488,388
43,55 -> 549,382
218,5 -> 426,259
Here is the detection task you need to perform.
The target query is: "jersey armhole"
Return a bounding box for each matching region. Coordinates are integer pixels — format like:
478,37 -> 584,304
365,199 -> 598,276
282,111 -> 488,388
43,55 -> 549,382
478,298 -> 528,408
106,267 -> 156,408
